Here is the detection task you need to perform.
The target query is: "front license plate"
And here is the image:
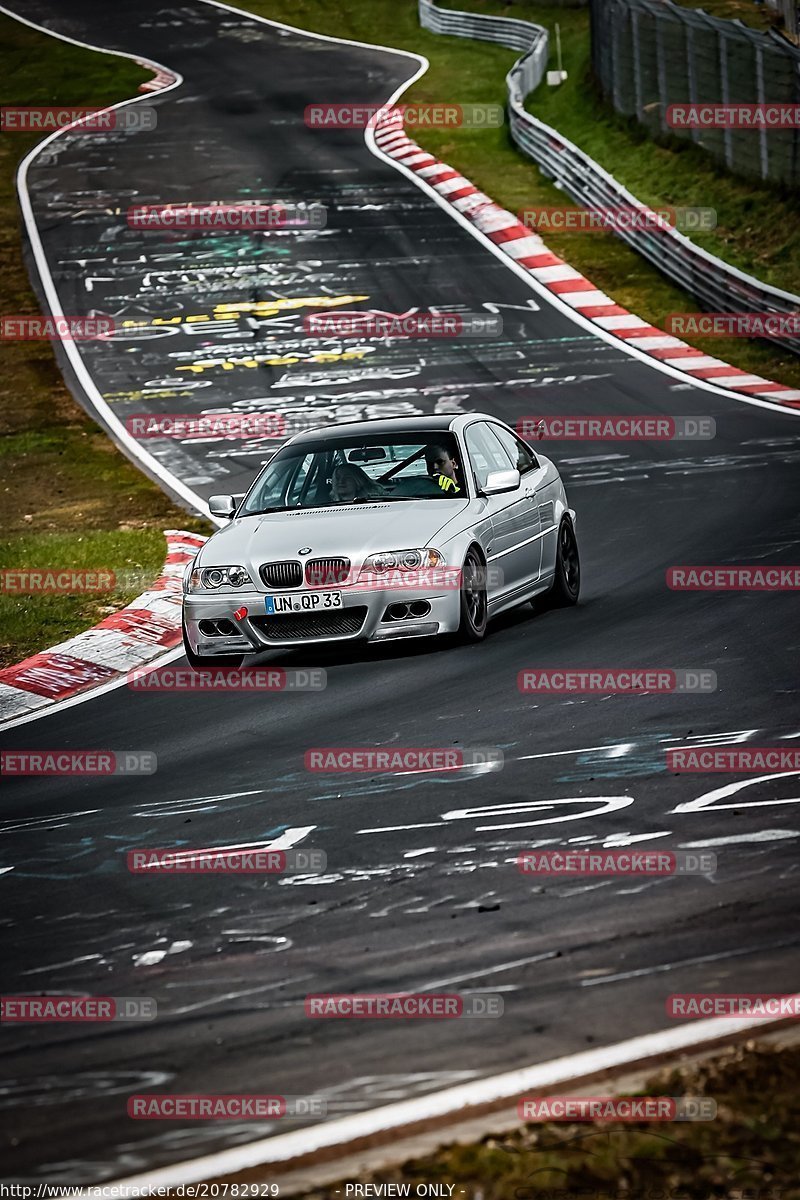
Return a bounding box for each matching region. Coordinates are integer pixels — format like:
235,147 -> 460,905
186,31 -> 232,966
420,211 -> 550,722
265,590 -> 342,615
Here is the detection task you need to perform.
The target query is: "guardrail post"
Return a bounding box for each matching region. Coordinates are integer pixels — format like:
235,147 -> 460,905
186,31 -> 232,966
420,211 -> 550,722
414,0 -> 800,357
611,0 -> 623,113
685,21 -> 702,148
655,11 -> 668,134
754,45 -> 770,181
631,7 -> 643,118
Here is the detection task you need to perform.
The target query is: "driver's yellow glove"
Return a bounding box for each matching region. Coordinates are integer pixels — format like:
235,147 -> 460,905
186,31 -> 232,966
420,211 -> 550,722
435,474 -> 460,494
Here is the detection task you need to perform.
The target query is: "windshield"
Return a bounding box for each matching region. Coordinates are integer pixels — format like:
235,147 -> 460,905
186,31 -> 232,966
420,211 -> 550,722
241,432 -> 466,514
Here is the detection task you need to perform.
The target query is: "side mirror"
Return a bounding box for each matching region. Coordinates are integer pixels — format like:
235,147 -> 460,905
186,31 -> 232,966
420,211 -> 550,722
208,494 -> 236,519
483,468 -> 520,496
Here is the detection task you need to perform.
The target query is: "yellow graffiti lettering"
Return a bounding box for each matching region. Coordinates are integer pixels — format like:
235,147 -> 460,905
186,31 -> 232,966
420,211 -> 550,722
213,294 -> 368,318
175,348 -> 369,375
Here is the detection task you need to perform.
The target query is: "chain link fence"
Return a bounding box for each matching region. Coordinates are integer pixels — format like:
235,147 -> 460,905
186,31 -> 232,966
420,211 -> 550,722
418,0 -> 800,356
590,0 -> 800,187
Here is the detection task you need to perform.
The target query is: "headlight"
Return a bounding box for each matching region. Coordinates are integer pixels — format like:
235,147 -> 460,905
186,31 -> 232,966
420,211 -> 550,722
185,565 -> 251,592
360,548 -> 444,575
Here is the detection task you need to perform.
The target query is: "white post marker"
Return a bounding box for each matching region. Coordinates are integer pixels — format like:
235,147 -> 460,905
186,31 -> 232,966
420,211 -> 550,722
547,23 -> 568,86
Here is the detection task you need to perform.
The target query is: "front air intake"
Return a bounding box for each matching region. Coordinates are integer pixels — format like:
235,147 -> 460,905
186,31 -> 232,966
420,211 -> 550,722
260,561 -> 303,589
305,557 -> 351,587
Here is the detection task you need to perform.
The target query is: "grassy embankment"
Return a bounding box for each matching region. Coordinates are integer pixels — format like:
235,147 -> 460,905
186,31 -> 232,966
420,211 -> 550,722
0,15 -> 210,667
312,1039 -> 800,1198
243,0 -> 800,391
3,0 -> 798,661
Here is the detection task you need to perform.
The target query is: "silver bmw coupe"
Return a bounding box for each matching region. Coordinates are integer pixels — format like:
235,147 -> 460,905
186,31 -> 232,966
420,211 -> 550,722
182,414 -> 579,665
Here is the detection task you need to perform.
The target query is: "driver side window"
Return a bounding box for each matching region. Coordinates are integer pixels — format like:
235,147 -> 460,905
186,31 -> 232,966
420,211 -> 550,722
465,422 -> 516,490
489,424 -> 538,474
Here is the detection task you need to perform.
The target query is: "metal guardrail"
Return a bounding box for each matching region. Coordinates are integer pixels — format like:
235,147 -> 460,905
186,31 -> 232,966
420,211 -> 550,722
590,0 -> 800,188
418,0 -> 800,357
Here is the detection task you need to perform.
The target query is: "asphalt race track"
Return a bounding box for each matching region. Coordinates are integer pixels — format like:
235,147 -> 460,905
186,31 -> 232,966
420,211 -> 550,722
1,0 -> 799,1183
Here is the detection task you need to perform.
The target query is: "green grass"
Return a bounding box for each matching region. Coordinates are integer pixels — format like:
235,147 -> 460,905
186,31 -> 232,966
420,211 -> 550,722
510,5 -> 800,293
231,0 -> 800,390
1,0 -> 797,663
674,0 -> 783,32
0,15 -> 211,668
304,1040 -> 800,1199
0,531 -> 176,665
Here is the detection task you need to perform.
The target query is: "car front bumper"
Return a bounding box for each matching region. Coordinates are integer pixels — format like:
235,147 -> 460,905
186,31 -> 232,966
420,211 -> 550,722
183,584 -> 463,655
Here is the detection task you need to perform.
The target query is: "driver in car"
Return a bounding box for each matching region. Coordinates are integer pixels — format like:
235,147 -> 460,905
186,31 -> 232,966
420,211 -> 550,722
331,464 -> 383,503
424,444 -> 461,494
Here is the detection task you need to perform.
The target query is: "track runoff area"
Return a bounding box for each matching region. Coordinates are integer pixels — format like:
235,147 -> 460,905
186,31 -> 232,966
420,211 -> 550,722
1,0 -> 799,1190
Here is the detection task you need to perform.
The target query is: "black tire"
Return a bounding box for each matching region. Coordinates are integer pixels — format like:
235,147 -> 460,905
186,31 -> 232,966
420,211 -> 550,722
549,516 -> 580,607
458,548 -> 488,642
182,617 -> 244,669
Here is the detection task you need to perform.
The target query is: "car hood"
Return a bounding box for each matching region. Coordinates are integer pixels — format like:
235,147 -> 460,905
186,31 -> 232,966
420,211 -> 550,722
199,501 -> 468,569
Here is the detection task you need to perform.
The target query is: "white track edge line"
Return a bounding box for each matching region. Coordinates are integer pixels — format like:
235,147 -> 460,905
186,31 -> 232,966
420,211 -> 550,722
195,0 -> 800,416
111,1003 -> 800,1188
361,59 -> 800,416
0,6 -> 222,520
370,131 -> 800,418
0,0 -> 428,731
3,8 -> 798,1189
199,0 -> 427,59
423,0 -> 800,310
0,4 -> 796,742
2,0 -> 797,567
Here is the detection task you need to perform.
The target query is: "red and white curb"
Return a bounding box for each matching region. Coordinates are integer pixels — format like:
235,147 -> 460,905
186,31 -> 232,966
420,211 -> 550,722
137,64 -> 178,92
372,110 -> 800,409
0,530 -> 205,726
